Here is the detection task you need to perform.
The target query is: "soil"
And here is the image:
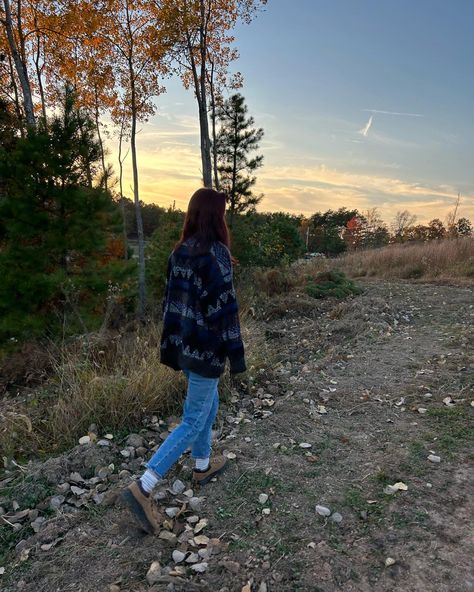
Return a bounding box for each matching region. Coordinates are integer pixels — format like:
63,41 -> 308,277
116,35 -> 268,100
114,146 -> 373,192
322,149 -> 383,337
1,279 -> 473,592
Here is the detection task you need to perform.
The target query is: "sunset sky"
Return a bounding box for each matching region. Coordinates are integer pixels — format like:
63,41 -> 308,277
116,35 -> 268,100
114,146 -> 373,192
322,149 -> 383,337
108,0 -> 474,224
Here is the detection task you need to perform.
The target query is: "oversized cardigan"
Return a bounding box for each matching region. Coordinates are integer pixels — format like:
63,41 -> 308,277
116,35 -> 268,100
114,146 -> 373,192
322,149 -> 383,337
160,237 -> 246,378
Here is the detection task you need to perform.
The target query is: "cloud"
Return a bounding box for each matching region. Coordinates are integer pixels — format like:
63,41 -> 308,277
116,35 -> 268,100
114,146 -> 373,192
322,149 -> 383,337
359,115 -> 373,137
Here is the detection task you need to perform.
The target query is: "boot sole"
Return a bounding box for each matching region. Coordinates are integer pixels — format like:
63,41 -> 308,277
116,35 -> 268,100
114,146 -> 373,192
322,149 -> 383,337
193,462 -> 227,486
121,489 -> 155,534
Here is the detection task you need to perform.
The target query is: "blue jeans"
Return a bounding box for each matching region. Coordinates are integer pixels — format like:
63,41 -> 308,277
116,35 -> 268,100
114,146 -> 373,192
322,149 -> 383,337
145,369 -> 219,478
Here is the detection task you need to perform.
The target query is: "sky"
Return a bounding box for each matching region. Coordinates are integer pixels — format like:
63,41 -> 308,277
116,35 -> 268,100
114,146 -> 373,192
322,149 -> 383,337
108,0 -> 474,225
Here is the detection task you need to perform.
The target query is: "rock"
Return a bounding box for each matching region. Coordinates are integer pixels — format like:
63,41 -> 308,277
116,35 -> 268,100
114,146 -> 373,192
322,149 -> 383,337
172,550 -> 186,563
194,518 -> 208,533
183,489 -> 194,497
190,562 -> 208,573
136,446 -> 147,457
146,561 -> 162,585
79,435 -> 91,445
30,517 -> 46,533
258,493 -> 269,504
193,535 -> 209,546
185,552 -> 199,563
96,467 -> 110,479
330,512 -> 343,523
97,439 -> 111,447
93,493 -> 105,505
70,485 -> 87,496
189,497 -> 203,512
120,449 -> 131,458
69,472 -> 84,483
258,583 -> 268,592
104,433 -> 114,440
315,505 -> 331,517
299,442 -> 312,449
428,454 -> 441,463
126,434 -> 145,448
50,495 -> 65,510
170,479 -> 186,495
158,531 -> 177,545
187,515 -> 199,524
385,557 -> 396,567
417,407 -> 428,414
165,507 -> 179,518
109,585 -> 120,592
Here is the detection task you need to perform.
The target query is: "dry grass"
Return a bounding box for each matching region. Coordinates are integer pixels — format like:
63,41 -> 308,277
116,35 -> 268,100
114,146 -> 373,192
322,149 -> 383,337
0,313 -> 274,462
298,238 -> 474,282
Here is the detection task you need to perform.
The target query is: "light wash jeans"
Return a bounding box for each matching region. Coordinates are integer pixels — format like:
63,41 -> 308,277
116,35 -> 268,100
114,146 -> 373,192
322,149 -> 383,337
145,369 -> 219,478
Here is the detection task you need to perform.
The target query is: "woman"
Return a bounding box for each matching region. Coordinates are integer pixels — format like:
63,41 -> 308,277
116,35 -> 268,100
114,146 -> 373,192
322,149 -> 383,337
122,188 -> 246,534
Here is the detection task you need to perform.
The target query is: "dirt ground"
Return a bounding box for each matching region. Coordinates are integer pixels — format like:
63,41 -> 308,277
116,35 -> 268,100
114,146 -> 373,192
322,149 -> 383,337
1,279 -> 473,592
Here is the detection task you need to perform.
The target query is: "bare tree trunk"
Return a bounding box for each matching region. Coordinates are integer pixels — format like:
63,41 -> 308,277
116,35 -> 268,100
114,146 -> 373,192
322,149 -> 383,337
198,0 -> 212,187
129,67 -> 146,320
93,86 -> 108,190
2,0 -> 35,127
208,58 -> 220,190
118,116 -> 129,261
33,28 -> 47,123
7,51 -> 24,134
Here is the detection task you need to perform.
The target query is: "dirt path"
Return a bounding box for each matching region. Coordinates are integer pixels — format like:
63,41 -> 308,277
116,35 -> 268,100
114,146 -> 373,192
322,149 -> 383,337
1,280 -> 473,592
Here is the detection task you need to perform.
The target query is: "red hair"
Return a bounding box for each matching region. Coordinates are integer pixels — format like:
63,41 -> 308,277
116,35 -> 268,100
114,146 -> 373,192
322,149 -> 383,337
176,188 -> 231,254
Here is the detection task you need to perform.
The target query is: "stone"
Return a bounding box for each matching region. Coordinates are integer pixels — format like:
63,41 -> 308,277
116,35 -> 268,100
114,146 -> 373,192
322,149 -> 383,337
190,562 -> 208,573
126,434 -> 145,448
428,454 -> 441,463
79,435 -> 91,445
50,495 -> 65,510
146,561 -> 162,585
258,493 -> 269,505
330,512 -> 343,523
172,550 -> 186,563
170,479 -> 186,495
315,505 -> 331,517
165,507 -> 179,518
189,497 -> 203,512
158,531 -> 177,545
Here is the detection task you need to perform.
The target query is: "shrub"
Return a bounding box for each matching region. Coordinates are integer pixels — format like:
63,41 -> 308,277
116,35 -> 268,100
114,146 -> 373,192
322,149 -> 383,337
305,271 -> 362,299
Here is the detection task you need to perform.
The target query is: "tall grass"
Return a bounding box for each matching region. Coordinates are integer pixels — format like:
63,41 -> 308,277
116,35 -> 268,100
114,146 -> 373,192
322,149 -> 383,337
0,314 -> 273,462
302,238 -> 474,281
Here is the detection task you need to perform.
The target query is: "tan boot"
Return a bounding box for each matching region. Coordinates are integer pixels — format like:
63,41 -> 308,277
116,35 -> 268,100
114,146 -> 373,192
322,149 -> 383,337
192,455 -> 228,486
121,481 -> 164,534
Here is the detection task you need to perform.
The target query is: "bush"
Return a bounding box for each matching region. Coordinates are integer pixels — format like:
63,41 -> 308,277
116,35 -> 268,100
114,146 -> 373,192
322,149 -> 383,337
305,271 -> 362,299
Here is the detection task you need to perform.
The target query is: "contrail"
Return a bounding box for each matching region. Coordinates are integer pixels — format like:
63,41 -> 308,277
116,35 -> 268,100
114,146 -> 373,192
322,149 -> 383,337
359,115 -> 373,137
364,109 -> 423,117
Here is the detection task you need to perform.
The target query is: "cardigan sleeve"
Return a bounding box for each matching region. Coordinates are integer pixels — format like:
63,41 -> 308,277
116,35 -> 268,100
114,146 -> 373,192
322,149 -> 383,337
200,245 -> 246,375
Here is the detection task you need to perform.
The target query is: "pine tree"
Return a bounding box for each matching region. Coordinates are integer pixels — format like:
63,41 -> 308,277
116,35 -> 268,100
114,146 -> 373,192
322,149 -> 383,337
215,93 -> 264,227
0,88 -> 129,341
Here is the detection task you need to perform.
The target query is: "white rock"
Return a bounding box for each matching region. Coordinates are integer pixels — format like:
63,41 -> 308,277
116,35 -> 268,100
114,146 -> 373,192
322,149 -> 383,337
262,508 -> 271,516
79,435 -> 90,445
417,407 -> 428,414
330,512 -> 343,523
170,479 -> 186,494
165,507 -> 179,518
120,449 -> 130,458
172,550 -> 186,563
97,439 -> 111,447
185,552 -> 199,563
258,493 -> 269,504
315,505 -> 331,517
70,485 -> 87,496
190,562 -> 208,573
385,557 -> 396,567
299,442 -> 312,449
428,454 -> 441,463
146,561 -> 162,584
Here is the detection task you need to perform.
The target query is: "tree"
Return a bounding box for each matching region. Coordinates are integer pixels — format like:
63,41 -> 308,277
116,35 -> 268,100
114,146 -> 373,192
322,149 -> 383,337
215,93 -> 263,226
426,218 -> 446,240
0,0 -> 35,126
164,0 -> 266,187
391,210 -> 417,242
308,208 -> 359,255
0,89 -> 130,341
453,217 -> 472,237
97,0 -> 169,320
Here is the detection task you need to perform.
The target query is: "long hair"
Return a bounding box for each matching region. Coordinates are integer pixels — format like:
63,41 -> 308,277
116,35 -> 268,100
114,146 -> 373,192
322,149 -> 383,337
175,188 -> 231,255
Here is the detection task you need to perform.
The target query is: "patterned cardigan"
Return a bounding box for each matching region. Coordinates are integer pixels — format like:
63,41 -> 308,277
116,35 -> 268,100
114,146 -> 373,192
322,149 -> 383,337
160,238 -> 246,378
